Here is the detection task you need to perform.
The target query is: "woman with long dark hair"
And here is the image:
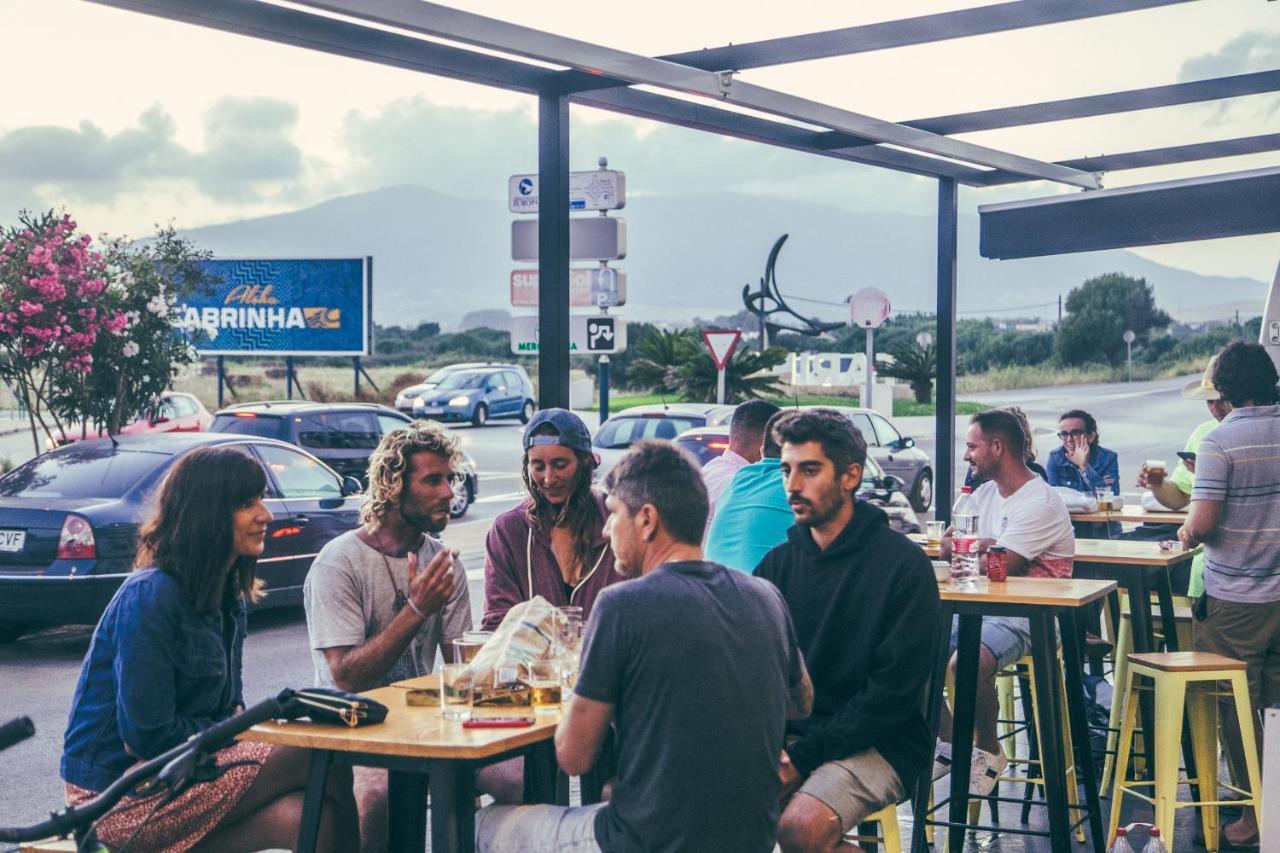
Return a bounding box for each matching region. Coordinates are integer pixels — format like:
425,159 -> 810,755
61,446 -> 357,852
482,409 -> 617,629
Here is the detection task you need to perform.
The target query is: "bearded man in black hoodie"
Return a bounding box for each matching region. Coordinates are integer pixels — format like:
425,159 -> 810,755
755,409 -> 941,853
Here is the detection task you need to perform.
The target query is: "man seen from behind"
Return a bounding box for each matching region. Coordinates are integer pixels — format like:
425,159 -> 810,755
476,440 -> 813,853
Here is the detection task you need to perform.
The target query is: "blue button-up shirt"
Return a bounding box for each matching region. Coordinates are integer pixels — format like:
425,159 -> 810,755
1046,445 -> 1121,496
62,568 -> 246,792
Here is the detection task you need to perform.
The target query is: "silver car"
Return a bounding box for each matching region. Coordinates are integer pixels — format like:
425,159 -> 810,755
592,403 -> 734,485
812,406 -> 934,512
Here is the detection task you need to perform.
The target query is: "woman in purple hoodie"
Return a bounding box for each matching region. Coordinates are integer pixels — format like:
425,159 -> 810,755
482,408 -> 617,630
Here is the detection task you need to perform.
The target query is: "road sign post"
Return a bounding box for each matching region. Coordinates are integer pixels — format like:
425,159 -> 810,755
1123,329 -> 1136,382
702,329 -> 742,405
849,287 -> 892,411
598,355 -> 610,423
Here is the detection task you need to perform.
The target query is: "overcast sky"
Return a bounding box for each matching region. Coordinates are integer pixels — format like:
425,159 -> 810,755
1,0 -> 1277,282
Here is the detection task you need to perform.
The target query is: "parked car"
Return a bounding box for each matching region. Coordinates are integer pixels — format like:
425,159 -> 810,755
0,432 -> 367,642
674,425 -> 922,535
393,362 -> 523,414
46,391 -> 213,449
208,401 -> 478,517
816,406 -> 933,512
396,364 -> 535,427
593,403 -> 735,484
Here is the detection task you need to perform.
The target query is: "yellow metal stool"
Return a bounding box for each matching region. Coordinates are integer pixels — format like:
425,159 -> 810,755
847,802 -> 901,852
1108,652 -> 1264,852
1099,593 -> 1193,794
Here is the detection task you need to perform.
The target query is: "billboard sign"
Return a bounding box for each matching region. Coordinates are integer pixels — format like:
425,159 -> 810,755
509,268 -> 627,308
510,314 -> 627,354
179,258 -> 371,356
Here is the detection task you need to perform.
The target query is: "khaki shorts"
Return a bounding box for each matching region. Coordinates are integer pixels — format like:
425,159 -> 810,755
795,747 -> 904,832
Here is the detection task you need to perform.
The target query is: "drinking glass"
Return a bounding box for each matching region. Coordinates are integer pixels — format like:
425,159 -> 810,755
452,630 -> 491,664
925,520 -> 945,549
527,660 -> 562,714
440,663 -> 473,721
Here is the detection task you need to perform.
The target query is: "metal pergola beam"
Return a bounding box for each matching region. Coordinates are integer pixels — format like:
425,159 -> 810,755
564,0 -> 1191,85
980,132 -> 1280,186
291,0 -> 1101,189
826,70 -> 1280,142
85,0 -> 554,93
979,166 -> 1280,258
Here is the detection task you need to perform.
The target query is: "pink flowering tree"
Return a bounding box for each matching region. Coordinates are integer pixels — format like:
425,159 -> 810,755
0,212 -> 212,454
52,227 -> 211,437
0,211 -> 120,454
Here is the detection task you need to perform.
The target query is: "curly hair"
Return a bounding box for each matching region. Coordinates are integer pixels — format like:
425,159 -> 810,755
361,419 -> 462,526
1212,341 -> 1280,407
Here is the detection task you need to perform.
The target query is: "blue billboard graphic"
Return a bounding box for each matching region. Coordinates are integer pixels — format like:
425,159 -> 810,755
180,258 -> 371,356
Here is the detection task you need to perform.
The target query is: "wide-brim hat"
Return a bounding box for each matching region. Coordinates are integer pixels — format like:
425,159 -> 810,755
1181,356 -> 1221,401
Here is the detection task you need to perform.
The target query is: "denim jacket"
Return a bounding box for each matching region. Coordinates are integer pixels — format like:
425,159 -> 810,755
61,568 -> 246,793
1046,445 -> 1121,496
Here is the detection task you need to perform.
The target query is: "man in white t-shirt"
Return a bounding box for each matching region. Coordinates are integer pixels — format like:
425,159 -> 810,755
938,410 -> 1074,795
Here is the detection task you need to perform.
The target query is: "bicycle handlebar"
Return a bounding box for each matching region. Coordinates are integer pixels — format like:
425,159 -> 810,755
0,688 -> 299,844
0,717 -> 35,753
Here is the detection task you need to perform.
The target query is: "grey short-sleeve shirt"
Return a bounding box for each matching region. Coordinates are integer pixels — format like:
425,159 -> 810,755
303,529 -> 472,688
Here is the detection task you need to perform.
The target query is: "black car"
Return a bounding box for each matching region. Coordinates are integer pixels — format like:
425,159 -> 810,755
0,433 -> 366,642
209,400 -> 478,517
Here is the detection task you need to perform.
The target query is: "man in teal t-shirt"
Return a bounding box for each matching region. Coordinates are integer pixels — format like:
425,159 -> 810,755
1136,358 -> 1232,597
706,413 -> 793,573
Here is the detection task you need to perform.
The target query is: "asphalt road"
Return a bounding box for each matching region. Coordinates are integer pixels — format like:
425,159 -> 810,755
0,378 -> 1210,832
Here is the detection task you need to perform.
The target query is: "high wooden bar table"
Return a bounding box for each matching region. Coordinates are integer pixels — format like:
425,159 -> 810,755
911,577 -> 1115,853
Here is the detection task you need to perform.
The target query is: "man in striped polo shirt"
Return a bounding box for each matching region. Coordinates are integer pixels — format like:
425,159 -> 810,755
1179,340 -> 1280,849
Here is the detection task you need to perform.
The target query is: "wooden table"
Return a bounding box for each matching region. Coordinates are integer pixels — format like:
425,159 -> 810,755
912,577 -> 1116,853
1069,505 -> 1187,525
245,677 -> 562,853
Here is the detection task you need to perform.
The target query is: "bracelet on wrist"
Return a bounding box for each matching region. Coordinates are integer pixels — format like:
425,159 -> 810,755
405,598 -> 425,620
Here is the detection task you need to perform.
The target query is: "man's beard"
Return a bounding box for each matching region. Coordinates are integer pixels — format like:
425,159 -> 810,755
400,497 -> 449,535
792,481 -> 846,529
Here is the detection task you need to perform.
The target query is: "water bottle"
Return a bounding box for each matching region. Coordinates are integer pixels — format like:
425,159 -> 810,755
1145,827 -> 1166,853
1109,826 -> 1138,853
949,486 -> 980,590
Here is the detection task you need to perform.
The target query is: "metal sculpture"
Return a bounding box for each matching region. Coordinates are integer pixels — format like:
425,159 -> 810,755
742,234 -> 844,351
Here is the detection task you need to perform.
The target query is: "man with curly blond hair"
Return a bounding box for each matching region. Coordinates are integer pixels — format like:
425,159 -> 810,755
304,419 -> 473,851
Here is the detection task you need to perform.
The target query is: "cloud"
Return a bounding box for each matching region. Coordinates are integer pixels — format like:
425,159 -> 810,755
0,96 -> 308,212
1177,30 -> 1280,122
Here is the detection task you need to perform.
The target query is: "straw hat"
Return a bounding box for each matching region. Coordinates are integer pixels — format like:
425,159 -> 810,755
1181,356 -> 1221,400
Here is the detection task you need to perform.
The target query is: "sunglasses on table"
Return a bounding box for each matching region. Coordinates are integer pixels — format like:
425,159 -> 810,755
1056,429 -> 1090,440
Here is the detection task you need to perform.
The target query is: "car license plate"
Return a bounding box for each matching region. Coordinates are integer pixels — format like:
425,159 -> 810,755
0,530 -> 26,552
418,407 -> 443,416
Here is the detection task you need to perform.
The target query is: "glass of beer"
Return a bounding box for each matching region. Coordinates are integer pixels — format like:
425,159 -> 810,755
527,660 -> 562,714
440,664 -> 473,721
1145,459 -> 1168,484
926,520 -> 945,549
452,630 -> 491,664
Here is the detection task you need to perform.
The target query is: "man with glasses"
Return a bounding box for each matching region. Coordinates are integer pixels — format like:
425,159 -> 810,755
1048,409 -> 1120,537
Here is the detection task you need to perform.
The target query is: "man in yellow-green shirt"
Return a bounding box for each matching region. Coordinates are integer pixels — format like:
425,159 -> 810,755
1135,357 -> 1232,597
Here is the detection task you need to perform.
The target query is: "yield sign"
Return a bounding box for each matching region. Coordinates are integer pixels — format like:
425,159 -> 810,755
702,329 -> 742,370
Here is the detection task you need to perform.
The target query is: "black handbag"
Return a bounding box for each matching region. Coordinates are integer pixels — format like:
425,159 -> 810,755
293,687 -> 389,728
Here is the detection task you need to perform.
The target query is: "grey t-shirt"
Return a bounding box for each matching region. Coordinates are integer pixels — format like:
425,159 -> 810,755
303,529 -> 472,688
575,561 -> 805,853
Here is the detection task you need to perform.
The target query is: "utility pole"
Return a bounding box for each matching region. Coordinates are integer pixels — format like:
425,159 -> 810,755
1057,294 -> 1063,326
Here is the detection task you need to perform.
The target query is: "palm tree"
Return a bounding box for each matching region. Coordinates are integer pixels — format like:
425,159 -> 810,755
628,328 -> 698,394
877,341 -> 936,404
677,346 -> 787,402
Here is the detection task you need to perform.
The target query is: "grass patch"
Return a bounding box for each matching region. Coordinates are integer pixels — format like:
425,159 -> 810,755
893,400 -> 989,417
957,356 -> 1204,394
603,392 -> 987,419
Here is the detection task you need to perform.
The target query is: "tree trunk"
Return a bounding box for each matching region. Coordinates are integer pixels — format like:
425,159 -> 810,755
912,380 -> 933,404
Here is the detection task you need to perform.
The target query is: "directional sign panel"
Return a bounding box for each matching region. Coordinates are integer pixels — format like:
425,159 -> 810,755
511,217 -> 626,262
510,314 -> 627,355
510,268 -> 626,308
509,170 -> 626,213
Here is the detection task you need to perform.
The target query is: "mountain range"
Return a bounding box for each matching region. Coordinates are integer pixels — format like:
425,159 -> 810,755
178,184 -> 1271,329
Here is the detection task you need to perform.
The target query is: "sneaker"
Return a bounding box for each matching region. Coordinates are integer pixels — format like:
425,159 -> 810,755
932,742 -> 953,781
969,747 -> 1008,797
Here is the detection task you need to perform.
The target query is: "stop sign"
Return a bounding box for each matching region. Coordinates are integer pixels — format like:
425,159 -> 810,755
850,287 -> 891,329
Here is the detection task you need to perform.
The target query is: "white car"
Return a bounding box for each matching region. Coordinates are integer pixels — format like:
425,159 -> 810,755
592,403 -> 734,486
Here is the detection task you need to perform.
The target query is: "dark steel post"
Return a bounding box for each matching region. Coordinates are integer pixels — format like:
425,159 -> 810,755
598,355 -> 610,423
538,92 -> 571,410
936,177 -> 958,524
286,356 -> 294,400
216,356 -> 225,409
354,357 -> 360,397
